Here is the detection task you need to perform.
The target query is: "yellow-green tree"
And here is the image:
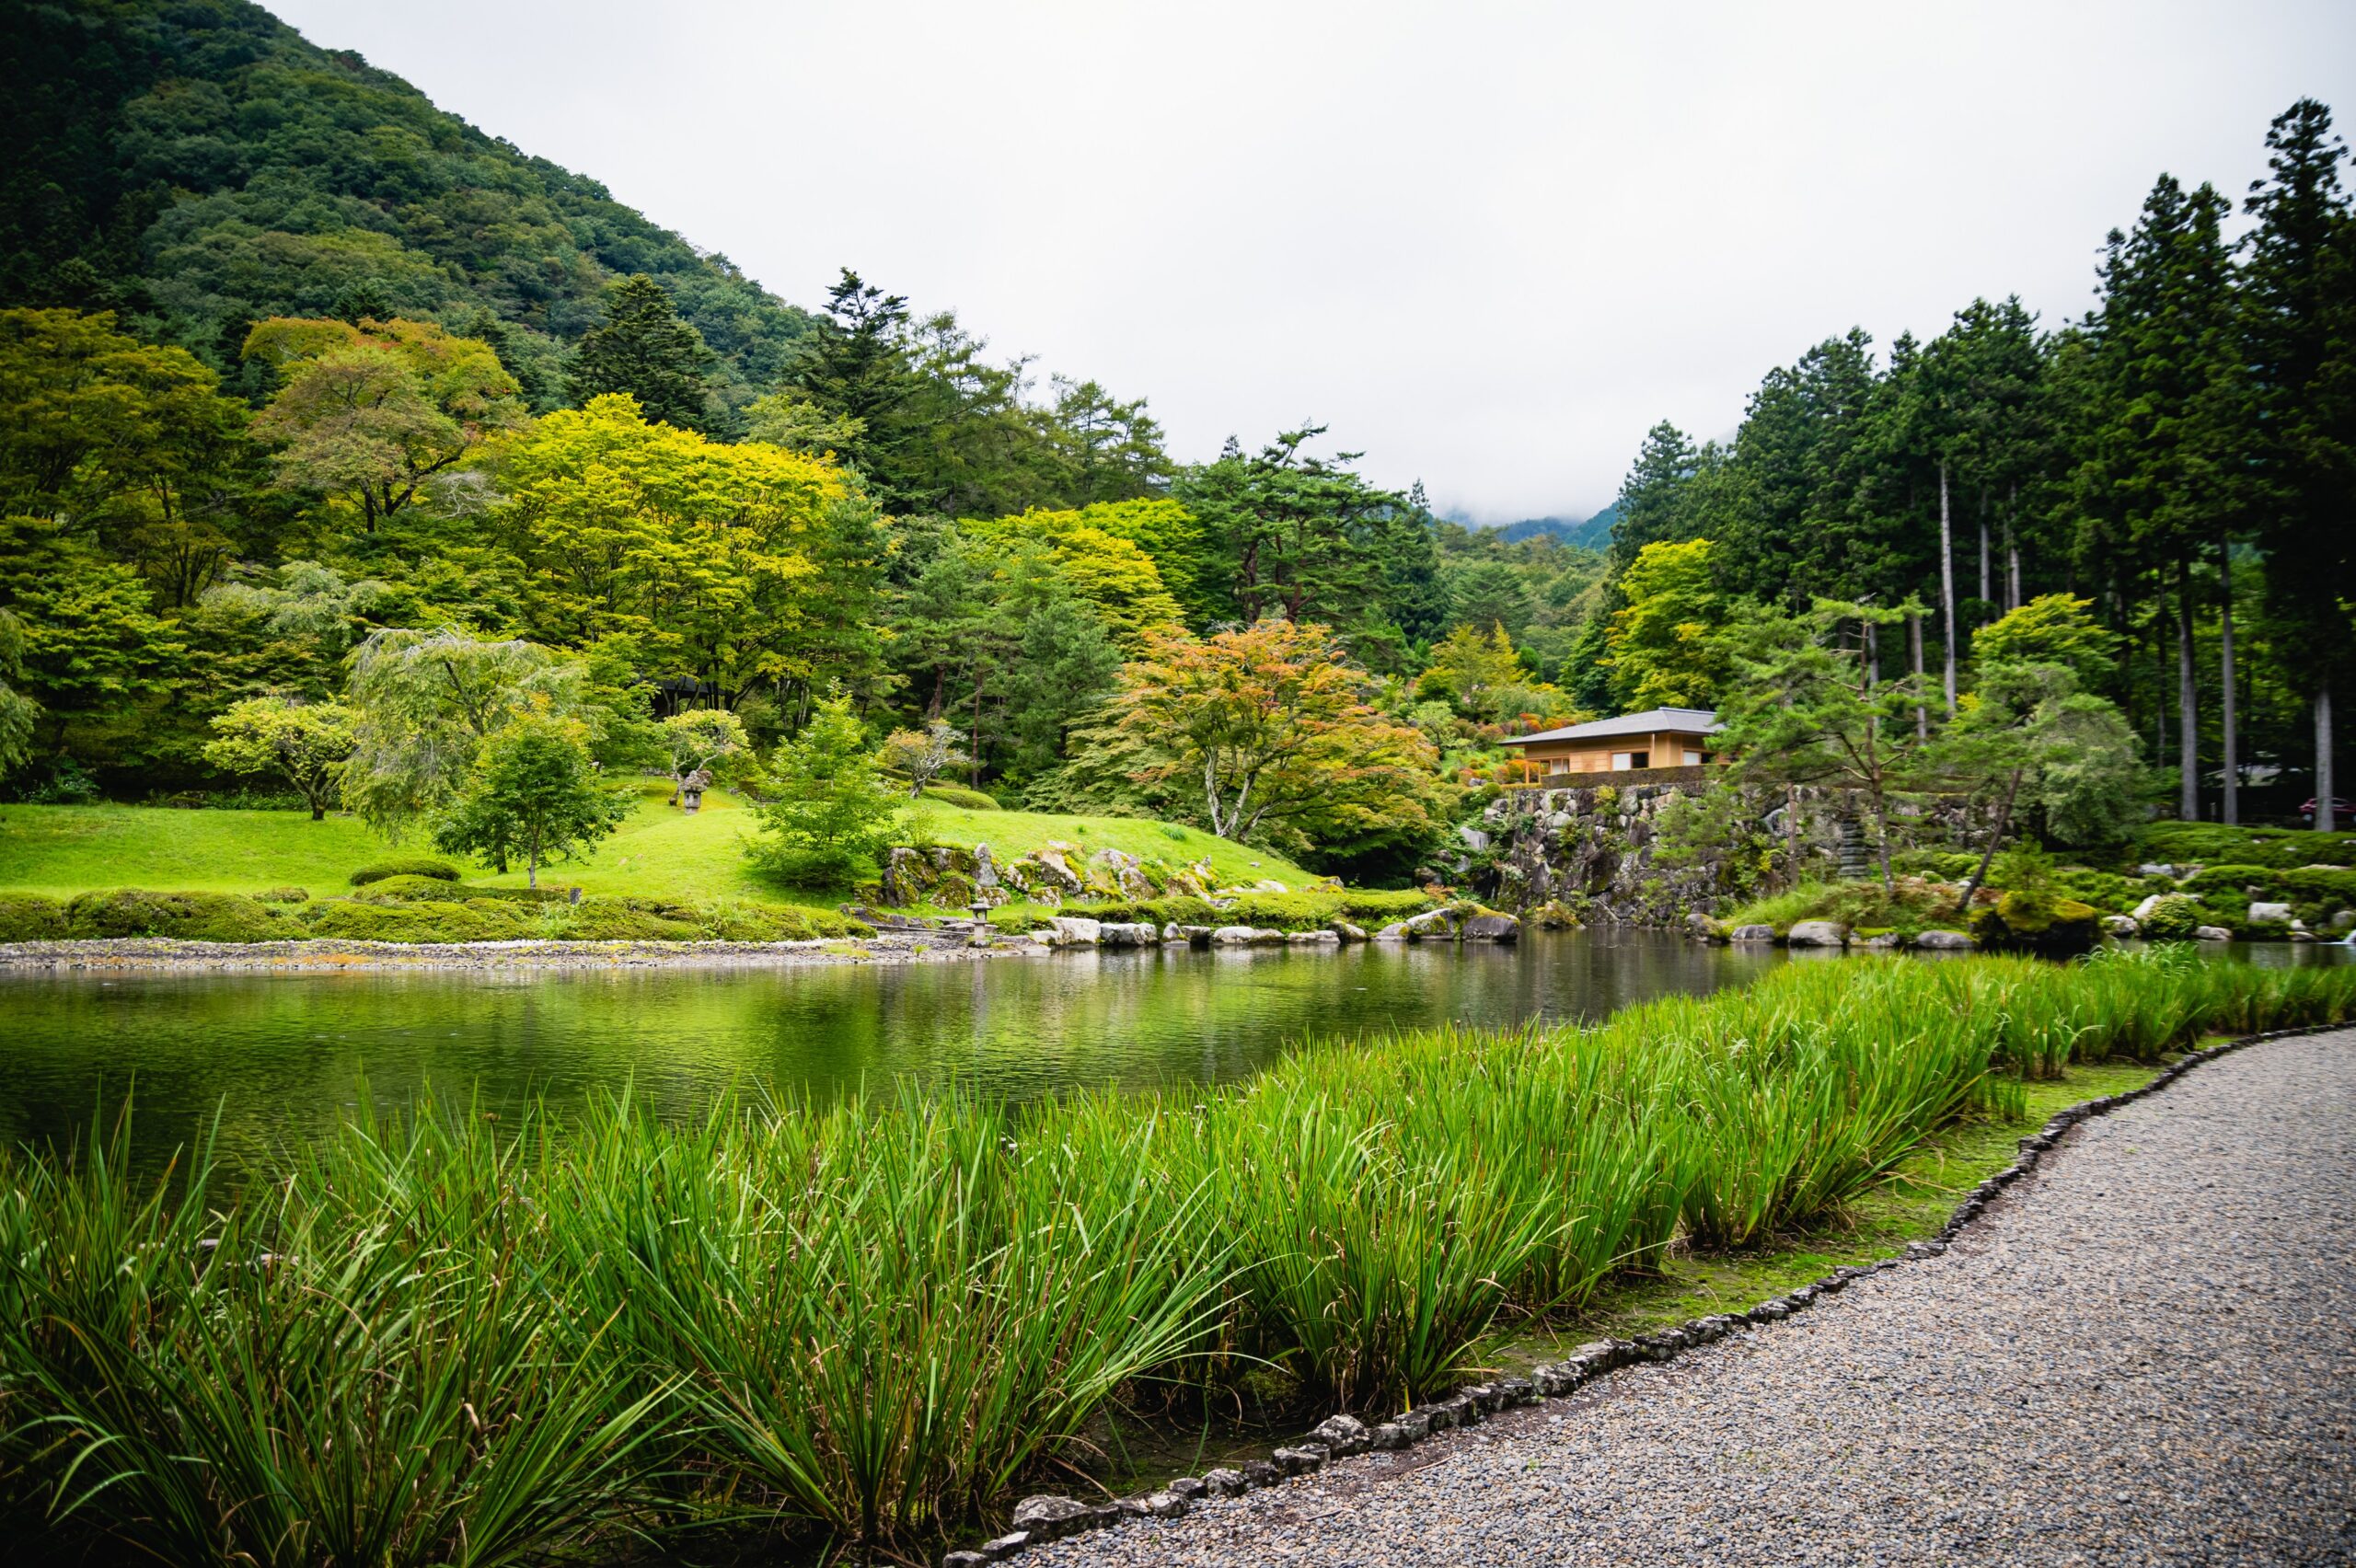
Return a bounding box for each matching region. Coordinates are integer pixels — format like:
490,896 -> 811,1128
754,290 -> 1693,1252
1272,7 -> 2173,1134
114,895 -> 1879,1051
970,507 -> 1185,647
494,394 -> 861,704
1604,537 -> 1731,709
245,316 -> 525,532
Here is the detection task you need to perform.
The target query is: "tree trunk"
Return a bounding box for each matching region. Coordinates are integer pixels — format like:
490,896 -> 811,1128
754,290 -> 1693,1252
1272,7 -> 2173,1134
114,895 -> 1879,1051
1938,460 -> 1958,716
2219,534 -> 2237,826
311,801 -> 326,822
1908,612 -> 1928,741
971,669 -> 986,788
2177,558 -> 2200,821
1978,489 -> 1991,612
1958,766 -> 2024,909
1863,617 -> 1877,688
2321,682 -> 2338,834
2005,483 -> 2021,611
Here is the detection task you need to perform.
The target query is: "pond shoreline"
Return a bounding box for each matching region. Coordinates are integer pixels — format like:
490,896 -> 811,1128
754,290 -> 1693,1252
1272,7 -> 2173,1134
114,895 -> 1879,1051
0,932 -> 1017,972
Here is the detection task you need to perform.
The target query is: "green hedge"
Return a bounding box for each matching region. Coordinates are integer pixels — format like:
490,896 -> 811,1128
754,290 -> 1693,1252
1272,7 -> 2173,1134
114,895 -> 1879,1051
349,858 -> 463,887
65,889 -> 285,942
920,784 -> 1000,811
0,894 -> 69,940
2135,823 -> 2356,870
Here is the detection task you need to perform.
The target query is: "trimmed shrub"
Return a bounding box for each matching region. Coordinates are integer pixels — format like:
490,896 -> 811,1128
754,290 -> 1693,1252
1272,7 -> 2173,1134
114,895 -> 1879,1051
920,784 -> 1000,811
2180,862 -> 2278,895
2138,894 -> 2203,942
64,889 -> 285,942
0,894 -> 69,940
436,882 -> 576,905
300,899 -> 538,943
349,858 -> 462,887
1337,888 -> 1438,920
355,874 -> 487,902
254,885 -> 311,904
554,900 -> 701,942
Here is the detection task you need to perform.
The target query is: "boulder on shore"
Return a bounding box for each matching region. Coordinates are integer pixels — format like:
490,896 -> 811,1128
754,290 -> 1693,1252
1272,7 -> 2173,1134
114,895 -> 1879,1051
1784,919 -> 1848,948
1462,913 -> 1520,942
2099,915 -> 2139,938
1045,917 -> 1102,948
1914,928 -> 1974,950
1728,923 -> 1776,943
2195,925 -> 2235,942
2247,901 -> 2292,925
1373,922 -> 1411,941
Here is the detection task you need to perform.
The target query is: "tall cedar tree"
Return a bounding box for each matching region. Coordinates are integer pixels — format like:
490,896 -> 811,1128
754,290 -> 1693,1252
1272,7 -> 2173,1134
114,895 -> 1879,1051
566,275 -> 720,432
2240,99 -> 2355,830
2070,174 -> 2241,821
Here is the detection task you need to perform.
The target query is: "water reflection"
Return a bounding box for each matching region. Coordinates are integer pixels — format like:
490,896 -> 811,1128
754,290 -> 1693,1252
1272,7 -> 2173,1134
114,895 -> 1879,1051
1,931 -> 2339,1170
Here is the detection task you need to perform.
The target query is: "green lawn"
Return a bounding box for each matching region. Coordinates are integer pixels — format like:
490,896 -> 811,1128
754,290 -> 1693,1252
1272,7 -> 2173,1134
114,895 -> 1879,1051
0,785 -> 1315,903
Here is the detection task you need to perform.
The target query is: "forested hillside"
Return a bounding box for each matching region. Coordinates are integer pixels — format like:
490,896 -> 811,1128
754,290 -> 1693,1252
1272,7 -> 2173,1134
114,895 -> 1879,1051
0,0 -> 810,417
0,0 -> 2348,895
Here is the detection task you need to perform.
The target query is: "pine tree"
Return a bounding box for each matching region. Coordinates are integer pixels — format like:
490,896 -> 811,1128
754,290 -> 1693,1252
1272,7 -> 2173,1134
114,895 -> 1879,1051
566,273 -> 717,431
2241,99 -> 2355,831
2070,174 -> 2240,822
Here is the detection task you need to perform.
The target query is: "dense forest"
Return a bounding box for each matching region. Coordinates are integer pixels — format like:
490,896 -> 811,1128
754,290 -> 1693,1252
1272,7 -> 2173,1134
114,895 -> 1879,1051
1,0 -> 2350,883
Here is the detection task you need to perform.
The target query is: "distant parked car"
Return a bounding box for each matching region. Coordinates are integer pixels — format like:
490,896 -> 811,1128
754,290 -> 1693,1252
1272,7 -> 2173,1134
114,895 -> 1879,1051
2301,796 -> 2351,823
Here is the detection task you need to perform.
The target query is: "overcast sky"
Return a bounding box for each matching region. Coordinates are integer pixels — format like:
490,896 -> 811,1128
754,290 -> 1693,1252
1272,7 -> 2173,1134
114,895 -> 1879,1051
272,0 -> 2356,523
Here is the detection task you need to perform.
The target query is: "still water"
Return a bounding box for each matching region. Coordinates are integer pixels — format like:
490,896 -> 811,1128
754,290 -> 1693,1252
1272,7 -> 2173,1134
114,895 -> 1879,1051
1,932 -> 2342,1169
0,931 -> 1782,1166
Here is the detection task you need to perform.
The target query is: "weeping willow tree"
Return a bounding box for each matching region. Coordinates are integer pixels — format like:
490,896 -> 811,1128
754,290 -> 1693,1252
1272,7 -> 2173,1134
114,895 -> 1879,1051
341,628 -> 600,840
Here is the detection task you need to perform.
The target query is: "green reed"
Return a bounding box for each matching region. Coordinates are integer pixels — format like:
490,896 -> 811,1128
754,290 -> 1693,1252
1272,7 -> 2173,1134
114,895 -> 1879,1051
1,951 -> 2348,1561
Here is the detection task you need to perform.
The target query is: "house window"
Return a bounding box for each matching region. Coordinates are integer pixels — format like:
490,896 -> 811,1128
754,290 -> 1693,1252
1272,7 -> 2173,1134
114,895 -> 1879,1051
1611,750 -> 1649,771
1547,757 -> 1568,774
1682,749 -> 1703,766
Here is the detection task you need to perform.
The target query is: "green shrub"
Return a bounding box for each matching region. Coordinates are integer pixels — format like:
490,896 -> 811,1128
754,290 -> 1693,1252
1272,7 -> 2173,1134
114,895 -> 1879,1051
2138,894 -> 2203,941
300,898 -> 539,943
2281,866 -> 2356,905
0,894 -> 69,940
1337,888 -> 1438,920
349,858 -> 462,887
447,882 -> 578,905
65,889 -> 284,942
553,899 -> 700,941
692,900 -> 860,941
355,874 -> 487,902
255,885 -> 311,904
920,784 -> 999,811
2180,862 -> 2279,895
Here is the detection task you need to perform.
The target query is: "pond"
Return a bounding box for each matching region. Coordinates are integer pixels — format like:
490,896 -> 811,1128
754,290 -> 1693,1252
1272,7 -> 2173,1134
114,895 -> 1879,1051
2,932 -> 2345,1171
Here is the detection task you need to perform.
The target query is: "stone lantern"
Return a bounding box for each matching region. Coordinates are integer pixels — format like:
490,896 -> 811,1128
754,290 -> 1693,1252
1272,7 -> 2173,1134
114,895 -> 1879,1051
679,767 -> 712,815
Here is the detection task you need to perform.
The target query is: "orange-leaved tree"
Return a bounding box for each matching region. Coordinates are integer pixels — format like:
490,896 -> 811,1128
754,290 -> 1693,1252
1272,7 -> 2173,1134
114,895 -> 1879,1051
1072,617 -> 1439,849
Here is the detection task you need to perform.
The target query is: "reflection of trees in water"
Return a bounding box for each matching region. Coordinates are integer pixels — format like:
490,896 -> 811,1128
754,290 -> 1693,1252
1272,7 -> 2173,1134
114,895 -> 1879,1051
22,933 -> 2312,1176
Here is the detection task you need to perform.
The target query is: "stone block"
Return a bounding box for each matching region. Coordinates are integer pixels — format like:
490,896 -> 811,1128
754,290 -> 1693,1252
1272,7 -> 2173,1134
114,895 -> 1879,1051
1913,928 -> 1973,949
1729,923 -> 1776,942
1011,1495 -> 1091,1540
1311,1413 -> 1370,1454
2195,925 -> 2234,942
2247,901 -> 2292,924
1045,917 -> 1101,948
1784,919 -> 1848,947
1462,913 -> 1520,941
1202,1467 -> 1248,1497
1209,925 -> 1260,947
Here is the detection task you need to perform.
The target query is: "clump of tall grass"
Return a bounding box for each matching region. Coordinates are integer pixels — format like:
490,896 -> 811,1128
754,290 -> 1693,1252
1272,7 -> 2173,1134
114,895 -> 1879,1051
1,952 -> 2349,1561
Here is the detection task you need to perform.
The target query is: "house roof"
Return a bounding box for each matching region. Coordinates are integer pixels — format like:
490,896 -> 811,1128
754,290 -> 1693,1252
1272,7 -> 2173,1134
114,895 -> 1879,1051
1499,707 -> 1724,746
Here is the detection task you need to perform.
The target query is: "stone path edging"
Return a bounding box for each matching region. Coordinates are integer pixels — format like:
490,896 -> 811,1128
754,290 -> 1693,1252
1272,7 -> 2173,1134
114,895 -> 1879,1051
942,1019 -> 2350,1568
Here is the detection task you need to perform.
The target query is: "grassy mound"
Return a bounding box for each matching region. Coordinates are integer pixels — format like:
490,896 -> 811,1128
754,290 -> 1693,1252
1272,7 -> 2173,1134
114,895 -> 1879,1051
2,951 -> 2347,1563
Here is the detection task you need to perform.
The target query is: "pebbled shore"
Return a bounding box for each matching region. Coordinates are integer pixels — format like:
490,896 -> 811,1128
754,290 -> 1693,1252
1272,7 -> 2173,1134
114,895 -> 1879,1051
0,932 -> 1010,972
1025,1029 -> 2356,1567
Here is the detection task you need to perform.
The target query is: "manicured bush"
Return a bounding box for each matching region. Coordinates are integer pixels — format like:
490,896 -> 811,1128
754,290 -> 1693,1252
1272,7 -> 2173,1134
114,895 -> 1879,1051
2138,894 -> 2203,941
0,894 -> 68,940
254,885 -> 311,904
554,899 -> 701,941
439,882 -> 577,905
921,784 -> 1000,811
355,873 -> 491,902
299,898 -> 539,943
64,889 -> 284,942
1337,887 -> 1439,920
2179,862 -> 2279,895
349,857 -> 463,886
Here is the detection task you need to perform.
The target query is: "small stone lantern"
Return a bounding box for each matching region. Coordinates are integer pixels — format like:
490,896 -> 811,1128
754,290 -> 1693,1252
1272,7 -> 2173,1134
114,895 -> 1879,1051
679,767 -> 712,815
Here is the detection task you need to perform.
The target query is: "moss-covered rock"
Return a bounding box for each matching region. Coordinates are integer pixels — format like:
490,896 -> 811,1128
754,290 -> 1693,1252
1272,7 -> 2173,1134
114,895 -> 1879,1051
1970,891 -> 2099,954
66,889 -> 286,941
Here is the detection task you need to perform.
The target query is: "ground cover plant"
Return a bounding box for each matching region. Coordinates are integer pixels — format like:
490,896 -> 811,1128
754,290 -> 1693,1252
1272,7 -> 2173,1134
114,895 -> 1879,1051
2,951 -> 2350,1562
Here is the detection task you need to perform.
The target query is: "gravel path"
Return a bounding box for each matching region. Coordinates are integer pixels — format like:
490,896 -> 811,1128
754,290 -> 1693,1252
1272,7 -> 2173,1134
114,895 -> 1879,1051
1030,1030 -> 2356,1567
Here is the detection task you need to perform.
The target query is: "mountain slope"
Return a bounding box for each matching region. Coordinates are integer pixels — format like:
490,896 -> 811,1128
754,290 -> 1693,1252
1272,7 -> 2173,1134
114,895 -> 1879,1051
0,0 -> 810,405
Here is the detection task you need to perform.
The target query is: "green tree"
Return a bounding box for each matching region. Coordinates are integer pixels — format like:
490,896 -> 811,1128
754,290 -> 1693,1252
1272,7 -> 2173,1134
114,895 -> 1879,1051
1604,537 -> 1731,709
2240,98 -> 2355,831
432,714 -> 628,885
341,628 -> 599,836
202,696 -> 357,818
1716,600 -> 1936,892
1970,594 -> 2119,683
1177,427 -> 1401,628
1058,618 -> 1440,853
566,274 -> 719,432
2070,174 -> 2241,821
748,691 -> 903,886
658,708 -> 748,803
1607,421 -> 1705,571
0,611 -> 38,775
876,721 -> 967,798
245,317 -> 525,533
